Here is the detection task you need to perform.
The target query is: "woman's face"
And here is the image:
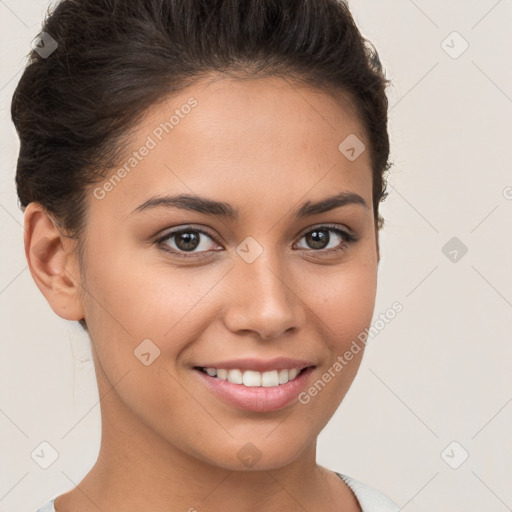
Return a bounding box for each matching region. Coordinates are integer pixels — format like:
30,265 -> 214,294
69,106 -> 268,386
76,74 -> 379,471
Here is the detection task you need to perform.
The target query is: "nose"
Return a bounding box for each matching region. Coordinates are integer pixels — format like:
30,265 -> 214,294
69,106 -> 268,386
222,250 -> 304,340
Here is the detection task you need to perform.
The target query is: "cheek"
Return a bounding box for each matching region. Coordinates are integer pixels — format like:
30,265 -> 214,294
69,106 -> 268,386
83,251 -> 229,389
84,246 -> 190,336
303,261 -> 378,343
293,267 -> 376,425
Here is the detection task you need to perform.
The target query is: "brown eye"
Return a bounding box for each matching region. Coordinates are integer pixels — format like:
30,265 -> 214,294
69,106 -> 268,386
295,226 -> 356,254
173,231 -> 201,251
155,227 -> 221,257
304,229 -> 330,250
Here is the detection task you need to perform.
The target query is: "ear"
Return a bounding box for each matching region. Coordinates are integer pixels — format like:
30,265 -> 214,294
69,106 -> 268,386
24,202 -> 85,322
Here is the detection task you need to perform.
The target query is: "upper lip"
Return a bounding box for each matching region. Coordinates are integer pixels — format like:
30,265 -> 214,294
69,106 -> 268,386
194,357 -> 315,372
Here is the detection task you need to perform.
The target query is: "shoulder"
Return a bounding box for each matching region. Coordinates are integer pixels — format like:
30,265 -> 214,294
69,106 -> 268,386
35,497 -> 57,512
336,473 -> 401,512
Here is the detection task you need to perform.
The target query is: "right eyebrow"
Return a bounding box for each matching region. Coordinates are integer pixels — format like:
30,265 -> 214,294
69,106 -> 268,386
130,194 -> 240,219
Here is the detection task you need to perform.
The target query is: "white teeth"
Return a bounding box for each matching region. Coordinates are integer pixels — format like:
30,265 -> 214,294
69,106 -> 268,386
242,370 -> 261,387
227,369 -> 243,384
261,370 -> 279,387
201,367 -> 305,387
278,369 -> 289,384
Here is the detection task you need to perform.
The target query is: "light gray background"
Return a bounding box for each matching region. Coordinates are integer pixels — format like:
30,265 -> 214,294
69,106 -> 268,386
1,1 -> 511,511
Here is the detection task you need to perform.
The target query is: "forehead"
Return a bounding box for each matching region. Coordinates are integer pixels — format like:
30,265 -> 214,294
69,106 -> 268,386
88,74 -> 372,221
166,74 -> 366,155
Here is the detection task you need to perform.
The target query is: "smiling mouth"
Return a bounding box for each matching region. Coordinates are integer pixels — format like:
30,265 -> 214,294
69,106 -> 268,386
194,366 -> 312,387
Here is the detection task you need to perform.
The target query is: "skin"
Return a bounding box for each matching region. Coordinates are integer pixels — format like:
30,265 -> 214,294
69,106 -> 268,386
25,74 -> 380,512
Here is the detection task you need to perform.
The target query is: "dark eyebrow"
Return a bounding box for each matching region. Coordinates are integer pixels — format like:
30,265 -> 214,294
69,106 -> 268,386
130,194 -> 239,218
295,191 -> 368,216
129,191 -> 368,219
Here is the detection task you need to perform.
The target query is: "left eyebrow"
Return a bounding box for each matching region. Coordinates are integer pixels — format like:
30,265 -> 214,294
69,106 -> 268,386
293,191 -> 369,217
129,191 -> 369,219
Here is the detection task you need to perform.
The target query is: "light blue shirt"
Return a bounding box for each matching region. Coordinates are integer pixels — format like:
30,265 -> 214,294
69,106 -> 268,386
36,472 -> 401,512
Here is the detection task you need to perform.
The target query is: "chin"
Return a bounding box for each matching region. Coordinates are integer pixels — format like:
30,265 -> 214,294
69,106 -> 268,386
192,430 -> 314,472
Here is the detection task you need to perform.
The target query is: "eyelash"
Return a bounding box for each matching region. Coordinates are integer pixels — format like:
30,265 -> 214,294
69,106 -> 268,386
154,224 -> 357,259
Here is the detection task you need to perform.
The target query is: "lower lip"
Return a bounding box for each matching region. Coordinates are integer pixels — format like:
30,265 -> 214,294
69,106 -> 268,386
194,367 -> 315,413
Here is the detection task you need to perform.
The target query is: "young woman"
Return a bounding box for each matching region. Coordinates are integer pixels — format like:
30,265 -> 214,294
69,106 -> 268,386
12,0 -> 400,510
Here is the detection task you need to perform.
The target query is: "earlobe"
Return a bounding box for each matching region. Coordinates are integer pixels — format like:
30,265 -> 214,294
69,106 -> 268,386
24,202 -> 85,322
